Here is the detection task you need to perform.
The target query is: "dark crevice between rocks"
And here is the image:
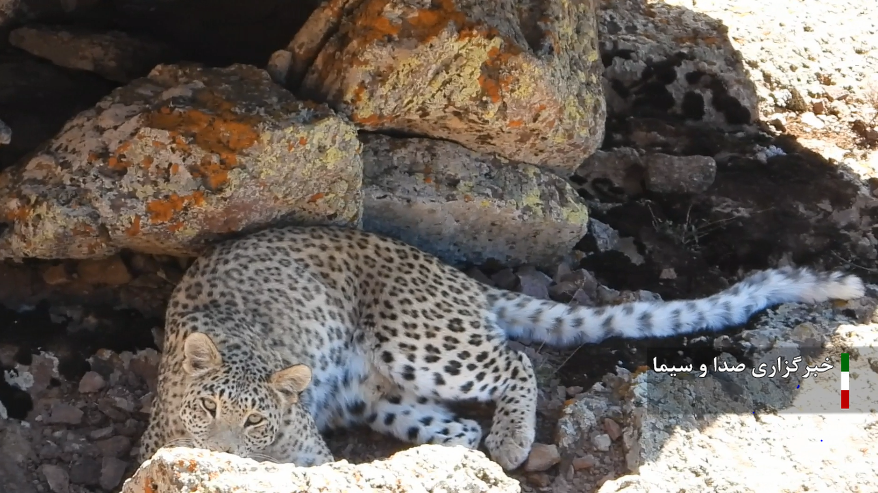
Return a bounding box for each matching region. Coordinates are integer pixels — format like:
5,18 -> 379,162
0,301 -> 159,415
0,46 -> 118,171
22,0 -> 323,68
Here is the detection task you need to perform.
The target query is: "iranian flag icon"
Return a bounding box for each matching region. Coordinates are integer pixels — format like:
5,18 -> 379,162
841,353 -> 849,410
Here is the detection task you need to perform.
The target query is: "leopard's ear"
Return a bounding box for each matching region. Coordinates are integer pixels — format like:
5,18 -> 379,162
183,333 -> 222,376
270,364 -> 312,401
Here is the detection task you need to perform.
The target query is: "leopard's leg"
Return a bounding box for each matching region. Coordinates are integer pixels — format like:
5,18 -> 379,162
370,318 -> 537,470
340,371 -> 482,448
363,391 -> 482,448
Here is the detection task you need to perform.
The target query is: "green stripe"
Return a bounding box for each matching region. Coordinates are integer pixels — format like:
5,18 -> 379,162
841,353 -> 849,372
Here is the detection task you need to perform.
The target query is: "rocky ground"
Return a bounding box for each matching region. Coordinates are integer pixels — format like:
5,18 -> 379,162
1,0 -> 878,492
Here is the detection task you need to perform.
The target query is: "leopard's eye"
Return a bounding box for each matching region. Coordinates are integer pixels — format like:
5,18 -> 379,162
200,398 -> 217,416
245,414 -> 264,426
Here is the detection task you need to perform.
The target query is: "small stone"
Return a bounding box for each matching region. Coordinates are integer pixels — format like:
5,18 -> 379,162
78,371 -> 106,393
523,443 -> 561,472
139,393 -> 154,414
644,153 -> 717,194
491,269 -> 519,291
95,436 -> 132,458
97,397 -> 128,422
100,457 -> 129,491
40,464 -> 70,493
603,418 -> 622,441
37,441 -> 63,460
799,112 -> 825,129
659,268 -> 677,280
565,386 -> 584,397
811,101 -> 826,114
89,426 -> 115,440
465,267 -> 494,287
572,456 -> 596,470
68,457 -> 101,486
76,256 -> 133,285
47,403 -> 84,425
517,266 -> 552,299
592,433 -> 612,451
113,396 -> 136,413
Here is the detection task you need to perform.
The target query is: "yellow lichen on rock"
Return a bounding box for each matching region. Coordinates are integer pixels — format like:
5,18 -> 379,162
0,64 -> 363,260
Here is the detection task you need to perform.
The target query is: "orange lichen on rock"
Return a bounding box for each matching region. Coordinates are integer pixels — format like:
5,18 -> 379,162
145,102 -> 259,157
4,203 -> 30,221
193,158 -> 232,190
349,0 -> 401,44
308,192 -> 325,203
126,215 -> 142,236
145,192 -> 205,223
406,0 -> 467,41
478,75 -> 502,103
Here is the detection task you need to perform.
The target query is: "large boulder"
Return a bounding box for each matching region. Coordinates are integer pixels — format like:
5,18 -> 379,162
122,445 -> 520,493
0,63 -> 363,259
361,134 -> 589,270
271,0 -> 606,174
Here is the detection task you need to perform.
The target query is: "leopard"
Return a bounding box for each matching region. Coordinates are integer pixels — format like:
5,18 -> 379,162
137,225 -> 865,470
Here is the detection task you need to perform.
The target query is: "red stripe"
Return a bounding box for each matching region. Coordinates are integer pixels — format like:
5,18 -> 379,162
841,390 -> 849,409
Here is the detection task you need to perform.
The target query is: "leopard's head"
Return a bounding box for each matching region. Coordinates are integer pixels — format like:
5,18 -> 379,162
177,332 -> 311,459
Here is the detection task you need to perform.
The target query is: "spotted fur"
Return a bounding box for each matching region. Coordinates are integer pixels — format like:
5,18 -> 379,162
138,226 -> 865,470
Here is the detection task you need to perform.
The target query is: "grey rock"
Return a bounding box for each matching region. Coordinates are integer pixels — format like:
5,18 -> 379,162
78,371 -> 106,393
643,154 -> 716,194
516,266 -> 553,300
574,148 -> 646,199
122,445 -> 520,493
361,135 -> 589,271
95,436 -> 132,458
100,457 -> 129,491
69,457 -> 101,486
46,403 -> 84,425
40,464 -> 70,493
0,423 -> 37,493
591,433 -> 612,452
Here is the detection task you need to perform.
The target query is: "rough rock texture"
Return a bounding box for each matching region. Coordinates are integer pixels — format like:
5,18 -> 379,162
279,0 -> 605,174
574,148 -> 716,199
361,134 -> 589,270
642,153 -> 715,194
0,63 -> 363,260
573,147 -> 646,200
597,0 -> 757,126
122,445 -> 520,493
9,26 -> 170,83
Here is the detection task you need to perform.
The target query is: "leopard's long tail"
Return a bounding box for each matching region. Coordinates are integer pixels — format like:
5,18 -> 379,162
485,267 -> 865,346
